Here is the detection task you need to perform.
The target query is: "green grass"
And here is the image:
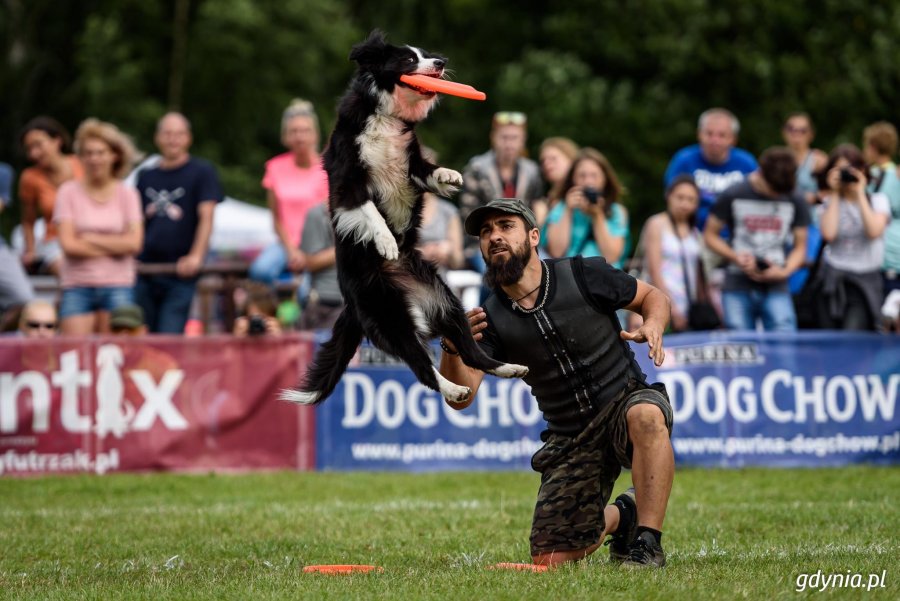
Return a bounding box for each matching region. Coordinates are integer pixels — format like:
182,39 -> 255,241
1,467 -> 897,600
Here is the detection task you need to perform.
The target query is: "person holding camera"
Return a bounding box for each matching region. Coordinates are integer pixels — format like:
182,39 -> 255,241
232,282 -> 283,337
544,148 -> 630,268
703,147 -> 811,331
813,144 -> 891,330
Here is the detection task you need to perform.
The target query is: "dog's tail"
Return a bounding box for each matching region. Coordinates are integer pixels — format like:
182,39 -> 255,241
278,308 -> 364,405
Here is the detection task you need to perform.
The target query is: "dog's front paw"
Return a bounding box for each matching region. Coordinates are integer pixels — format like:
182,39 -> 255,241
489,363 -> 529,379
374,229 -> 399,261
432,167 -> 463,195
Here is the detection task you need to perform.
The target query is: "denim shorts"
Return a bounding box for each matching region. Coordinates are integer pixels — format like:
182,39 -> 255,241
59,286 -> 134,318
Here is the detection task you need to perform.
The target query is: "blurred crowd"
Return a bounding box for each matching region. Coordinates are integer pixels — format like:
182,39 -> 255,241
2,102 -> 899,341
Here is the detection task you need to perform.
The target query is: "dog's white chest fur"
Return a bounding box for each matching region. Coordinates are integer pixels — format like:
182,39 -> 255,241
357,115 -> 416,233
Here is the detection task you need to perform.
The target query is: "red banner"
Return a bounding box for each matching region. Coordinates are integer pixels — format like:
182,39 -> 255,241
0,335 -> 315,476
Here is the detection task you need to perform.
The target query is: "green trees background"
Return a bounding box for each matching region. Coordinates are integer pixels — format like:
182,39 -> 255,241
3,0 -> 899,236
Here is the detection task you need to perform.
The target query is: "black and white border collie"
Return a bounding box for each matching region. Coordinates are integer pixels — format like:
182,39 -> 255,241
280,30 -> 527,406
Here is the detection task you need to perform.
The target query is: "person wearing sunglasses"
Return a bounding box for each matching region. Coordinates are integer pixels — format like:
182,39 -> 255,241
459,111 -> 544,273
781,113 -> 828,206
17,300 -> 58,339
781,113 -> 828,320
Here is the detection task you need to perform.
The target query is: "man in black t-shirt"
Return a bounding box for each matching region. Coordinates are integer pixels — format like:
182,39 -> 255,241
134,113 -> 224,333
439,198 -> 674,568
704,147 -> 810,331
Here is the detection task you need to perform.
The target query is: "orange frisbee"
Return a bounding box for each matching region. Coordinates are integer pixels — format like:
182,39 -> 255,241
399,74 -> 487,101
302,564 -> 383,575
489,562 -> 550,572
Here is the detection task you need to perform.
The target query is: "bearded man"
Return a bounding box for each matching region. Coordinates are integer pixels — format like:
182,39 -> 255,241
438,198 -> 675,568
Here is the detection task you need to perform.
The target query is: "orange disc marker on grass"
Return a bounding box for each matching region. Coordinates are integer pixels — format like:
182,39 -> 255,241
302,564 -> 384,575
489,562 -> 550,572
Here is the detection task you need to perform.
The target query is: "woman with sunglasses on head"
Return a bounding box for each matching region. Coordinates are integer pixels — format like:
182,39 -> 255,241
544,148 -> 631,269
459,111 -> 545,271
813,144 -> 891,330
54,119 -> 143,335
18,117 -> 84,275
249,99 -> 329,286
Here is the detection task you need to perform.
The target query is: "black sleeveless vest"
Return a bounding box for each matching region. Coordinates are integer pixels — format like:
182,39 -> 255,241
485,258 -> 646,435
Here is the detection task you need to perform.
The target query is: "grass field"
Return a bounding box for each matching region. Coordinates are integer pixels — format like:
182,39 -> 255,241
1,467 -> 897,600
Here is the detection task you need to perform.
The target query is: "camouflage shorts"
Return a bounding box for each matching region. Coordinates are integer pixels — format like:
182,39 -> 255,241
529,382 -> 673,556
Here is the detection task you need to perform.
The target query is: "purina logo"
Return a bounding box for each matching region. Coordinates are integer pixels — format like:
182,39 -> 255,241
665,343 -> 763,368
1,344 -> 188,437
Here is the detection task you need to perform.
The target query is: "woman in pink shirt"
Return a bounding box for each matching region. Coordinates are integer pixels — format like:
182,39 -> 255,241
54,119 -> 143,335
249,99 -> 329,284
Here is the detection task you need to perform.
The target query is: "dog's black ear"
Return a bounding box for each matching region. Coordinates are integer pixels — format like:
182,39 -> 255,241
349,29 -> 388,66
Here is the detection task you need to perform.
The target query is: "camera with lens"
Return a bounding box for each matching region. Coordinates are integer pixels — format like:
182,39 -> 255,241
839,168 -> 859,184
582,187 -> 603,205
248,315 -> 267,336
754,256 -> 770,271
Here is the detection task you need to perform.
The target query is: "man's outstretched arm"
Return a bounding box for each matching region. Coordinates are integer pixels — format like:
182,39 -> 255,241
437,307 -> 489,410
621,280 -> 670,367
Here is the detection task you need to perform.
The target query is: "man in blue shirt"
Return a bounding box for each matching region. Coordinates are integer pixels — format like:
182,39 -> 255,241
664,108 -> 758,231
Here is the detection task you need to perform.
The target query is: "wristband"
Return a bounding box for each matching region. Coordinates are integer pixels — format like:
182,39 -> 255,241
439,337 -> 459,355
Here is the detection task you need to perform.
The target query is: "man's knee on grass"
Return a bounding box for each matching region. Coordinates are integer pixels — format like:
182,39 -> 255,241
626,403 -> 669,446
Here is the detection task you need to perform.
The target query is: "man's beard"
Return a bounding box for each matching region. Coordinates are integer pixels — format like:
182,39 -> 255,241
484,240 -> 532,289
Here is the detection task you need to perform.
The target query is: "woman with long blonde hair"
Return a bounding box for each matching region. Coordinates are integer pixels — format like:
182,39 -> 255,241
54,119 -> 143,335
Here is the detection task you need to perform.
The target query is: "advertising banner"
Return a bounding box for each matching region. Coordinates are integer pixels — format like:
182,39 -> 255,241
313,332 -> 899,471
314,344 -> 544,471
636,331 -> 900,467
0,335 -> 315,476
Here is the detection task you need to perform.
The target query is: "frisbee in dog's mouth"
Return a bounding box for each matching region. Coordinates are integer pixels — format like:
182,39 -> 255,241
399,74 -> 486,101
399,72 -> 442,96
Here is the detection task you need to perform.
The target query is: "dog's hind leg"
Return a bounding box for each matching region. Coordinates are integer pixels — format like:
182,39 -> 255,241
367,306 -> 472,404
279,308 -> 364,405
431,366 -> 472,405
441,307 -> 529,379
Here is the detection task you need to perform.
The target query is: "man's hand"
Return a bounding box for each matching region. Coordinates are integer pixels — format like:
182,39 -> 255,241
467,307 -> 489,341
748,264 -> 790,283
176,253 -> 203,278
418,241 -> 451,265
287,248 -> 307,272
21,250 -> 37,268
620,320 -> 666,367
734,252 -> 757,275
441,307 -> 488,354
